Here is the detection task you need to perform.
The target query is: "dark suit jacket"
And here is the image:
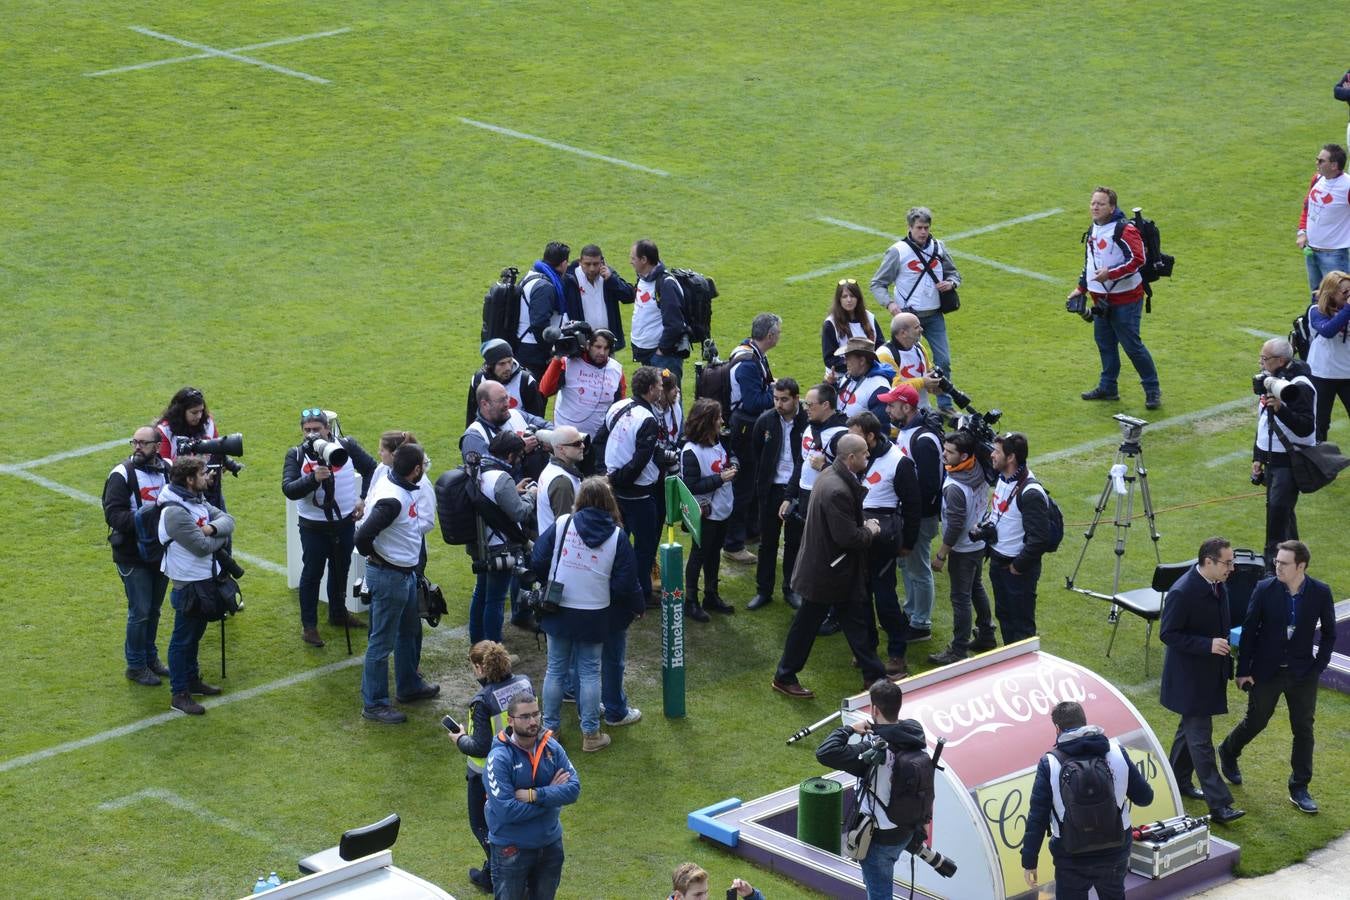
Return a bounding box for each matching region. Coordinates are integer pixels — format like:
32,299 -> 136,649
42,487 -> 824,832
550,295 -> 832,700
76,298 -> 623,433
1160,566 -> 1232,716
751,405 -> 807,494
1236,575 -> 1337,681
790,458 -> 873,604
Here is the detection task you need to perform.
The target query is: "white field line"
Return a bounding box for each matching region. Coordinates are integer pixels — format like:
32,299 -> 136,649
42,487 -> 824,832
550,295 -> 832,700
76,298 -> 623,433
1240,327 -> 1282,341
791,210 -> 1063,283
1,623 -> 466,775
1204,449 -> 1252,469
124,26 -> 331,84
1038,398 -> 1252,465
98,788 -> 306,857
4,438 -> 127,470
0,468 -> 287,575
457,117 -> 671,177
84,27 -> 353,78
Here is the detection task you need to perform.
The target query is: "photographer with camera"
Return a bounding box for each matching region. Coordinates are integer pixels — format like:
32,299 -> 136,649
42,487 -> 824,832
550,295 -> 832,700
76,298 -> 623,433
1251,338 -> 1316,570
598,365 -> 667,605
354,443 -> 439,724
876,313 -> 940,410
1067,187 -> 1162,410
538,324 -> 625,474
563,243 -> 635,350
883,384 -> 943,643
282,408 -> 378,646
848,411 -> 920,677
722,313 -> 780,563
1021,701 -> 1154,899
514,241 -> 572,380
103,426 -> 173,687
465,339 -> 545,429
815,679 -> 934,900
532,477 -> 644,753
462,380 -> 552,480
928,430 -> 998,664
986,432 -> 1052,644
468,431 -> 539,642
680,399 -> 740,622
155,386 -> 240,509
748,378 -> 807,612
628,239 -> 689,382
159,455 -> 235,716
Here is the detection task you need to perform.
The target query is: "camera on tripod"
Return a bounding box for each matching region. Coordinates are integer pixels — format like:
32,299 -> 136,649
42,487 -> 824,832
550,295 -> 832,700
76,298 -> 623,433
542,321 -> 594,358
181,433 -> 245,477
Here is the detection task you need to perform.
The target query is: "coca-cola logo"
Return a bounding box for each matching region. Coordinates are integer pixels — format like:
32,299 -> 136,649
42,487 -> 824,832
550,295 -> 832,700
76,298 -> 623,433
906,663 -> 1090,749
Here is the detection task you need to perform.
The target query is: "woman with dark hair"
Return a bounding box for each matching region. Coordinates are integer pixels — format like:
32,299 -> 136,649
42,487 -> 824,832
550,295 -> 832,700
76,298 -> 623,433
680,398 -> 738,622
821,278 -> 881,380
445,640 -> 532,893
532,477 -> 643,753
155,387 -> 218,462
1308,270 -> 1350,441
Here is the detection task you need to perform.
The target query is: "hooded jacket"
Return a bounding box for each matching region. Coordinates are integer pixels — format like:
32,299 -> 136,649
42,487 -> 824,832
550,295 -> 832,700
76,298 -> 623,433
531,506 -> 644,643
816,718 -> 929,843
484,728 -> 580,849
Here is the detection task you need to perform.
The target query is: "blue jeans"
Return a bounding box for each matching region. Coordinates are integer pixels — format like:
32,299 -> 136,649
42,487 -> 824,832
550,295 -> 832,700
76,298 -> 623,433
361,564 -> 422,709
860,836 -> 908,900
989,555 -> 1041,644
602,628 -> 631,723
470,571 -> 513,644
1306,247 -> 1350,295
633,347 -> 684,384
167,584 -> 208,694
1092,299 -> 1159,395
543,635 -> 602,734
916,310 -> 953,410
298,519 -> 355,627
616,495 -> 658,599
118,563 -> 168,668
490,838 -> 563,900
901,515 -> 940,628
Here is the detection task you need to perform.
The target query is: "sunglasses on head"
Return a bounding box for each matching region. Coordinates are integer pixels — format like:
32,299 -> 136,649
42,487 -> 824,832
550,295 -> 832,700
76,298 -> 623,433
838,278 -> 858,286
300,407 -> 325,422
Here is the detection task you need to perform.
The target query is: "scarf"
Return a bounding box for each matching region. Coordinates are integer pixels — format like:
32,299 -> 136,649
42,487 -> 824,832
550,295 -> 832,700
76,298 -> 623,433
532,261 -> 567,316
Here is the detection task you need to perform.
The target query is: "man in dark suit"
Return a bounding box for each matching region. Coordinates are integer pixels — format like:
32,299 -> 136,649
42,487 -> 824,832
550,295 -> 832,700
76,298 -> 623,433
1220,540 -> 1337,814
772,434 -> 886,697
1159,536 -> 1244,824
748,378 -> 807,611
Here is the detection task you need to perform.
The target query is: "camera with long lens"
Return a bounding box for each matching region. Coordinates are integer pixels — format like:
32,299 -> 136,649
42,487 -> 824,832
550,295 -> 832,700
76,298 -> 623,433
181,433 -> 245,477
474,549 -> 531,578
214,549 -> 245,580
302,435 -> 349,467
655,441 -> 681,474
908,831 -> 958,878
519,579 -> 563,617
542,320 -> 594,358
1251,373 -> 1305,403
859,734 -> 957,878
857,735 -> 889,766
1065,293 -> 1103,322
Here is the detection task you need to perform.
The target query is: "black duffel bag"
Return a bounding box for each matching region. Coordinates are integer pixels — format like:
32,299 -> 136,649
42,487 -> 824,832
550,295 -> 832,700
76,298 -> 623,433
182,574 -> 242,621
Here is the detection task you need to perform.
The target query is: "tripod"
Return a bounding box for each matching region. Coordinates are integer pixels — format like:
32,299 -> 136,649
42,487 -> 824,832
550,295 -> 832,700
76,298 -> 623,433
1065,431 -> 1162,621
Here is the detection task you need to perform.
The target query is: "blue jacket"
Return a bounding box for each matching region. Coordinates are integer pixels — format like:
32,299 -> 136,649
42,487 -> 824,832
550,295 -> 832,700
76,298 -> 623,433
1021,726 -> 1153,868
531,507 -> 644,643
484,729 -> 580,849
730,340 -> 774,422
1236,575 -> 1336,681
1160,566 -> 1233,716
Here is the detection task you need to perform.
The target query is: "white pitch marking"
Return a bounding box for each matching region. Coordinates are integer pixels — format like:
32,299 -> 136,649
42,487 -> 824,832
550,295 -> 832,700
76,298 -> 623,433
0,625 -> 467,775
1038,398 -> 1252,465
97,788 -> 305,856
1204,449 -> 1252,469
126,26 -> 332,84
1240,327 -> 1282,341
946,248 -> 1058,283
457,117 -> 671,177
5,438 -> 127,470
943,208 -> 1063,242
784,253 -> 883,284
816,216 -> 899,241
84,27 -> 354,78
0,468 -> 288,575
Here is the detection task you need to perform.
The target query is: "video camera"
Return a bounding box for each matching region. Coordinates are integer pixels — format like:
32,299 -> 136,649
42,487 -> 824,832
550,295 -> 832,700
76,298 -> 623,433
930,368 -> 1002,485
542,321 -> 594,358
180,433 -> 245,477
302,434 -> 348,467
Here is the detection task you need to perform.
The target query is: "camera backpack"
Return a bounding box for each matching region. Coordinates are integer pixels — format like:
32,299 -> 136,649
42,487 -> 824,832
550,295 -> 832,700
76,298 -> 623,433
117,462 -> 167,564
481,267 -> 523,345
434,456 -> 523,547
1048,748 -> 1125,855
656,268 -> 718,344
1016,477 -> 1065,553
694,345 -> 754,422
882,746 -> 937,830
1290,303 -> 1314,362
1081,210 -> 1174,312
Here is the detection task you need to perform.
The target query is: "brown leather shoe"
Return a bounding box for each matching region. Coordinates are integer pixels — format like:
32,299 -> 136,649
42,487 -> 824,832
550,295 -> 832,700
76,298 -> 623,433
582,731 -> 611,753
302,627 -> 326,647
772,680 -> 815,699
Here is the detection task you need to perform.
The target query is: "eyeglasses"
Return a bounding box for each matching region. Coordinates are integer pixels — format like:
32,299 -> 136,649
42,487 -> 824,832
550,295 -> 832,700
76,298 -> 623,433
1258,355 -> 1283,363
838,278 -> 858,286
559,440 -> 586,448
510,711 -> 541,720
129,439 -> 158,447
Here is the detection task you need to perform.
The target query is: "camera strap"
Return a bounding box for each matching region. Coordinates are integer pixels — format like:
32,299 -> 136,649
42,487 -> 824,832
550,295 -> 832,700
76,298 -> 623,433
547,516 -> 574,587
899,237 -> 946,307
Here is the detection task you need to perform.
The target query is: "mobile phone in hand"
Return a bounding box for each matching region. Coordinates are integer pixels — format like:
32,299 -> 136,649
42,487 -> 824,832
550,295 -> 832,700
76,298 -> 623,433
726,890 -> 738,900
441,714 -> 461,732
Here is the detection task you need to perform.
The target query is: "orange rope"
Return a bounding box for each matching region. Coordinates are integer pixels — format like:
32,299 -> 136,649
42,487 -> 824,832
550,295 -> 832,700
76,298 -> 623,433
1067,490 -> 1266,528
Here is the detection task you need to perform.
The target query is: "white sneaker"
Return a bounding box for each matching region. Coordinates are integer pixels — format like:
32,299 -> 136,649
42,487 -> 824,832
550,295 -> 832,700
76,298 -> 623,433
607,707 -> 642,726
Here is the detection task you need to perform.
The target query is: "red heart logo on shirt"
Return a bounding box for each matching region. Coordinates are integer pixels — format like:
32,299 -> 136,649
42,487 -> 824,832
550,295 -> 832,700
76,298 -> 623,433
1096,238 -> 1108,250
866,471 -> 882,484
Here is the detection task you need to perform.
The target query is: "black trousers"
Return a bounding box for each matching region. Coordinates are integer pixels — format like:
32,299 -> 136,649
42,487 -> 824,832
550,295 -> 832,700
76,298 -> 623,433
755,483 -> 795,597
1311,374 -> 1350,442
1054,852 -> 1128,900
1169,714 -> 1232,809
1262,464 -> 1299,571
723,418 -> 758,550
686,517 -> 728,602
775,592 -> 885,686
1222,668 -> 1319,788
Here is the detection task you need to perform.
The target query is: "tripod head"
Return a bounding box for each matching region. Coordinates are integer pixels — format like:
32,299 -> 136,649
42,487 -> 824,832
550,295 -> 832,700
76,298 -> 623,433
1114,413 -> 1147,455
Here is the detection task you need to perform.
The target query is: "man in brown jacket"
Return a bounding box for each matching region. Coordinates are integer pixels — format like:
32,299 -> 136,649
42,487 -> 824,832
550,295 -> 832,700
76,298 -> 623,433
773,434 -> 887,697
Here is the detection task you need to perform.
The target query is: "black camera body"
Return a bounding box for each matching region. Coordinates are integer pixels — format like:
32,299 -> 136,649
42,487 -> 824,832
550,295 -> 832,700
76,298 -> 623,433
931,367 -> 1002,485
214,549 -> 245,580
542,321 -> 594,358
181,433 -> 245,477
520,579 -> 563,617
969,520 -> 999,546
302,434 -> 349,468
1065,293 -> 1103,321
654,441 -> 681,474
474,548 -> 531,578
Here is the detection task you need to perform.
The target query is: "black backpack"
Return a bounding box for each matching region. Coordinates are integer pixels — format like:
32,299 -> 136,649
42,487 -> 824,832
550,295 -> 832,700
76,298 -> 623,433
434,454 -> 525,547
882,747 -> 938,831
481,267 -> 523,345
657,268 -> 718,344
1291,304 -> 1314,362
1049,748 -> 1125,855
695,346 -> 753,421
1017,478 -> 1065,553
1082,209 -> 1174,312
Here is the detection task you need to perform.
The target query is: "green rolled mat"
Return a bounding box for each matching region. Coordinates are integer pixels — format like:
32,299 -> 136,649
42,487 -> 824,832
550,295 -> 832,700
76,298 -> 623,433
797,776 -> 842,854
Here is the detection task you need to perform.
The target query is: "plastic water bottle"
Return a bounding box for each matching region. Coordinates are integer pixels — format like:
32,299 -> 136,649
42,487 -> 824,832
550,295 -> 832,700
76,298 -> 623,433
267,872 -> 282,888
252,874 -> 269,893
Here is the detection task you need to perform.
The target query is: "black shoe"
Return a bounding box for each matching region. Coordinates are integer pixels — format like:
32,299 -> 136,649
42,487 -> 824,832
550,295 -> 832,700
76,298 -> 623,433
746,593 -> 773,611
703,596 -> 735,614
904,625 -> 932,642
396,683 -> 441,703
784,591 -> 803,610
468,866 -> 492,892
1209,805 -> 1245,824
1145,392 -> 1162,410
1289,788 -> 1319,814
1178,783 -> 1205,800
817,615 -> 840,636
1081,387 -> 1120,401
147,658 -> 170,677
684,601 -> 710,623
1218,745 -> 1243,785
927,646 -> 968,666
511,613 -> 539,633
189,679 -> 221,696
361,705 -> 407,724
970,635 -> 998,652
126,667 -> 161,687
171,692 -> 205,715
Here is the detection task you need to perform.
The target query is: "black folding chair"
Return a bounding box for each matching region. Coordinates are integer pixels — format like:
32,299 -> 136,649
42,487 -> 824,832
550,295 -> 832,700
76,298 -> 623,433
1082,560 -> 1193,677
